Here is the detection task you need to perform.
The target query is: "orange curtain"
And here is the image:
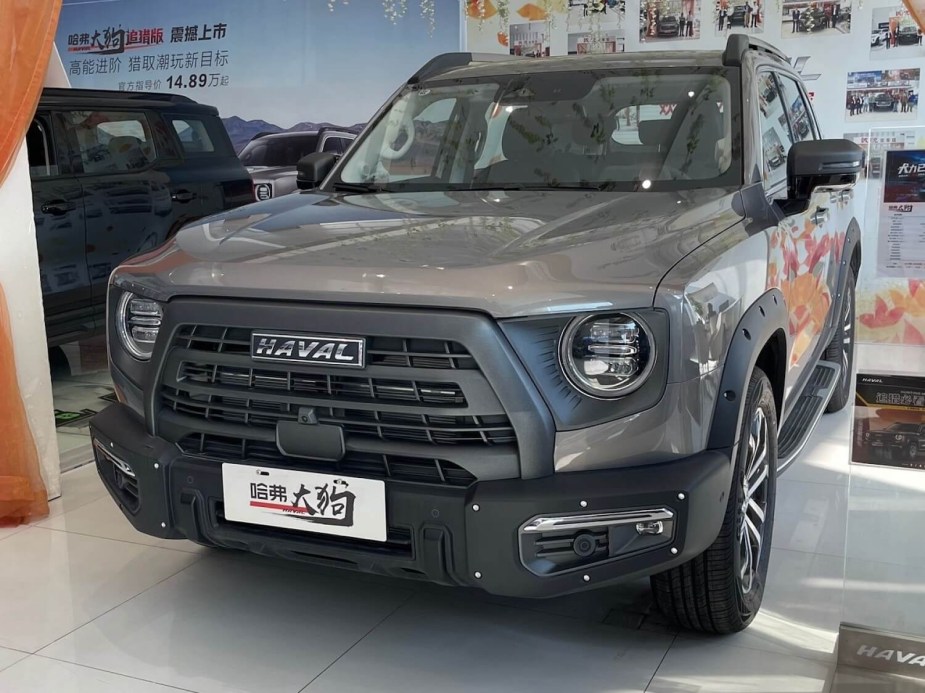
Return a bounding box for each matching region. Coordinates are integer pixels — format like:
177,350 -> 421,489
0,0 -> 63,525
903,0 -> 925,30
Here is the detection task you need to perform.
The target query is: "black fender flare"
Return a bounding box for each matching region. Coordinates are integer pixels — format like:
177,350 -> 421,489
707,288 -> 789,450
827,216 -> 862,335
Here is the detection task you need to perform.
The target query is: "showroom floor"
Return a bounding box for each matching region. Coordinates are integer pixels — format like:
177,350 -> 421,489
3,345 -> 921,691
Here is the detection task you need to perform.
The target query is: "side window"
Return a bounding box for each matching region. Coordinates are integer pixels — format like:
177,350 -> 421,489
776,75 -> 816,145
170,118 -> 215,154
321,136 -> 351,154
26,118 -> 58,178
62,110 -> 156,174
756,72 -> 790,190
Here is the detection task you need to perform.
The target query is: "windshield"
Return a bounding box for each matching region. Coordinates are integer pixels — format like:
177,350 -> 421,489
240,134 -> 319,167
333,67 -> 740,193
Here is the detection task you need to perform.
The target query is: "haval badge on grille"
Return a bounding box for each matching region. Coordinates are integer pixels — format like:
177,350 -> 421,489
251,333 -> 366,368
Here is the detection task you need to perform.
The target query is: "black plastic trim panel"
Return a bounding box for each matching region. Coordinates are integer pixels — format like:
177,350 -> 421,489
499,309 -> 669,431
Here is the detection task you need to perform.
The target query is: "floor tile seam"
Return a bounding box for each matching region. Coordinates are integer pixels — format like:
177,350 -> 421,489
674,631 -> 839,661
29,652 -> 200,692
32,524 -> 201,555
33,549 -> 205,655
297,589 -> 421,692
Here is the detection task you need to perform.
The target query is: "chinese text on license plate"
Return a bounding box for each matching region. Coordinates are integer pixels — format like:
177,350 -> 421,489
222,464 -> 387,542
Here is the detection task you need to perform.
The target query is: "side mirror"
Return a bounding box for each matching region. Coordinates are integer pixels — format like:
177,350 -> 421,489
781,139 -> 865,214
296,152 -> 338,190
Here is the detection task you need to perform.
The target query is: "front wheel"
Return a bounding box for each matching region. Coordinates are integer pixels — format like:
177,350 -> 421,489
651,368 -> 778,634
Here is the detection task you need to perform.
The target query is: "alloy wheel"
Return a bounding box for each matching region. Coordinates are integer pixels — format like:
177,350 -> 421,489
841,290 -> 853,391
739,407 -> 770,595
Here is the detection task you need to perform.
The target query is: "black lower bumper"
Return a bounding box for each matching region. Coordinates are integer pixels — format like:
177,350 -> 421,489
90,403 -> 733,598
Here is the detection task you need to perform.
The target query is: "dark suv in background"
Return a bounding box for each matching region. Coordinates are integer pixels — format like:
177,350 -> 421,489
27,88 -> 253,346
240,129 -> 357,200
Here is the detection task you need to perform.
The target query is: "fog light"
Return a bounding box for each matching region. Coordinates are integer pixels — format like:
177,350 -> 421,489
635,520 -> 664,536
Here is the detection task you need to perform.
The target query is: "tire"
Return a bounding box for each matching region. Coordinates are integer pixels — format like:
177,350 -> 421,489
824,267 -> 856,413
650,368 -> 778,634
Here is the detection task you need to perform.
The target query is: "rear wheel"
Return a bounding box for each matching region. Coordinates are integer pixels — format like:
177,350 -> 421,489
651,368 -> 778,634
825,267 -> 856,413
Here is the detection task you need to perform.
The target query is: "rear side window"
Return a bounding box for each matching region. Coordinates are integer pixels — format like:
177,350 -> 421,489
62,110 -> 156,174
171,118 -> 216,154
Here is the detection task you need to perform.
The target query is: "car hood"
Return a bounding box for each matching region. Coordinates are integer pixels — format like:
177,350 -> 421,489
117,188 -> 742,318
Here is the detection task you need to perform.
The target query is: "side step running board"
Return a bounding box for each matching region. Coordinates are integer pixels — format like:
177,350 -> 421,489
777,360 -> 841,474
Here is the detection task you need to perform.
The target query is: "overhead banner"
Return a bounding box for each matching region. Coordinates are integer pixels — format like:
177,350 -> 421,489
55,0 -> 461,150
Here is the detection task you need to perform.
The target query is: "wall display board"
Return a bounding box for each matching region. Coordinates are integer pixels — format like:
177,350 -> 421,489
55,0 -> 462,151
852,372 -> 925,468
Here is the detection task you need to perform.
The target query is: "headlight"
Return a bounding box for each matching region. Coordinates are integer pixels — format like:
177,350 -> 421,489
117,292 -> 163,360
559,313 -> 654,398
254,183 -> 272,201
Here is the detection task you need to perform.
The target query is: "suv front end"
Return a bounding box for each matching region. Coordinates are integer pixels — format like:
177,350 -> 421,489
93,281 -> 732,597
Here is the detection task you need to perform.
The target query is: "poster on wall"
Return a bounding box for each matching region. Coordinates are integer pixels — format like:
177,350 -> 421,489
780,0 -> 852,37
877,149 -> 925,277
55,0 -> 461,151
712,0 -> 765,35
639,0 -> 702,41
870,5 -> 924,60
852,373 -> 925,469
845,69 -> 921,122
567,0 -> 626,53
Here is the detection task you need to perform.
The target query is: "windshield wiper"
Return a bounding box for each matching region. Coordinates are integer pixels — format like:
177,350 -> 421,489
331,182 -> 386,194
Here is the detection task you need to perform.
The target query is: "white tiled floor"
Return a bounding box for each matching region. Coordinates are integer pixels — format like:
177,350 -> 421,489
0,388 -> 921,691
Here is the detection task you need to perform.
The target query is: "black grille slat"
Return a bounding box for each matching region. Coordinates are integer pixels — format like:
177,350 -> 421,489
161,388 -> 516,445
179,433 -> 476,487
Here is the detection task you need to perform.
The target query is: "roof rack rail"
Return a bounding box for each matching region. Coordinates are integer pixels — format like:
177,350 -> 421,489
722,35 -> 789,66
42,86 -> 196,103
407,52 -> 525,85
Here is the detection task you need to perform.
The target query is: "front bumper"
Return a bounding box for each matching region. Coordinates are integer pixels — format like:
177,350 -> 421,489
90,403 -> 733,598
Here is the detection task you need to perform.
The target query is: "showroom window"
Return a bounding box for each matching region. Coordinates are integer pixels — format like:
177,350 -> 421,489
775,74 -> 817,146
756,72 -> 789,191
171,118 -> 215,154
63,110 -> 156,174
25,118 -> 58,178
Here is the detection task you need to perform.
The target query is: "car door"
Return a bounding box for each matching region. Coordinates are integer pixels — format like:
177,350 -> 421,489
168,112 -> 253,216
26,113 -> 92,345
758,70 -> 836,401
56,107 -> 174,322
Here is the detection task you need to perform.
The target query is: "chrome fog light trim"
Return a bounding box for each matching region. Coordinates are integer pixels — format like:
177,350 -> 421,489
520,508 -> 674,534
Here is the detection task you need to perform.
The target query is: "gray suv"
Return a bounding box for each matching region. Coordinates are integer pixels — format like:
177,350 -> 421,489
90,36 -> 863,634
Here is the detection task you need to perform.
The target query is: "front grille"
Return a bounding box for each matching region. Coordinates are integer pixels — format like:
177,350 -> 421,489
179,433 -> 477,487
158,323 -> 517,486
174,325 -> 478,370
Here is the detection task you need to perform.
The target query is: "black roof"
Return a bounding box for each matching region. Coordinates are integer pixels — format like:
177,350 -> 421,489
39,87 -> 218,114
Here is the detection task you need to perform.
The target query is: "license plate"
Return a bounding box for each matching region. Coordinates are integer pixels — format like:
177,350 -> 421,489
222,464 -> 386,542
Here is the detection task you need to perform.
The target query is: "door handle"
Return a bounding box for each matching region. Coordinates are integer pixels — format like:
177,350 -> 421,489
171,190 -> 197,203
41,200 -> 70,216
812,207 -> 829,225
